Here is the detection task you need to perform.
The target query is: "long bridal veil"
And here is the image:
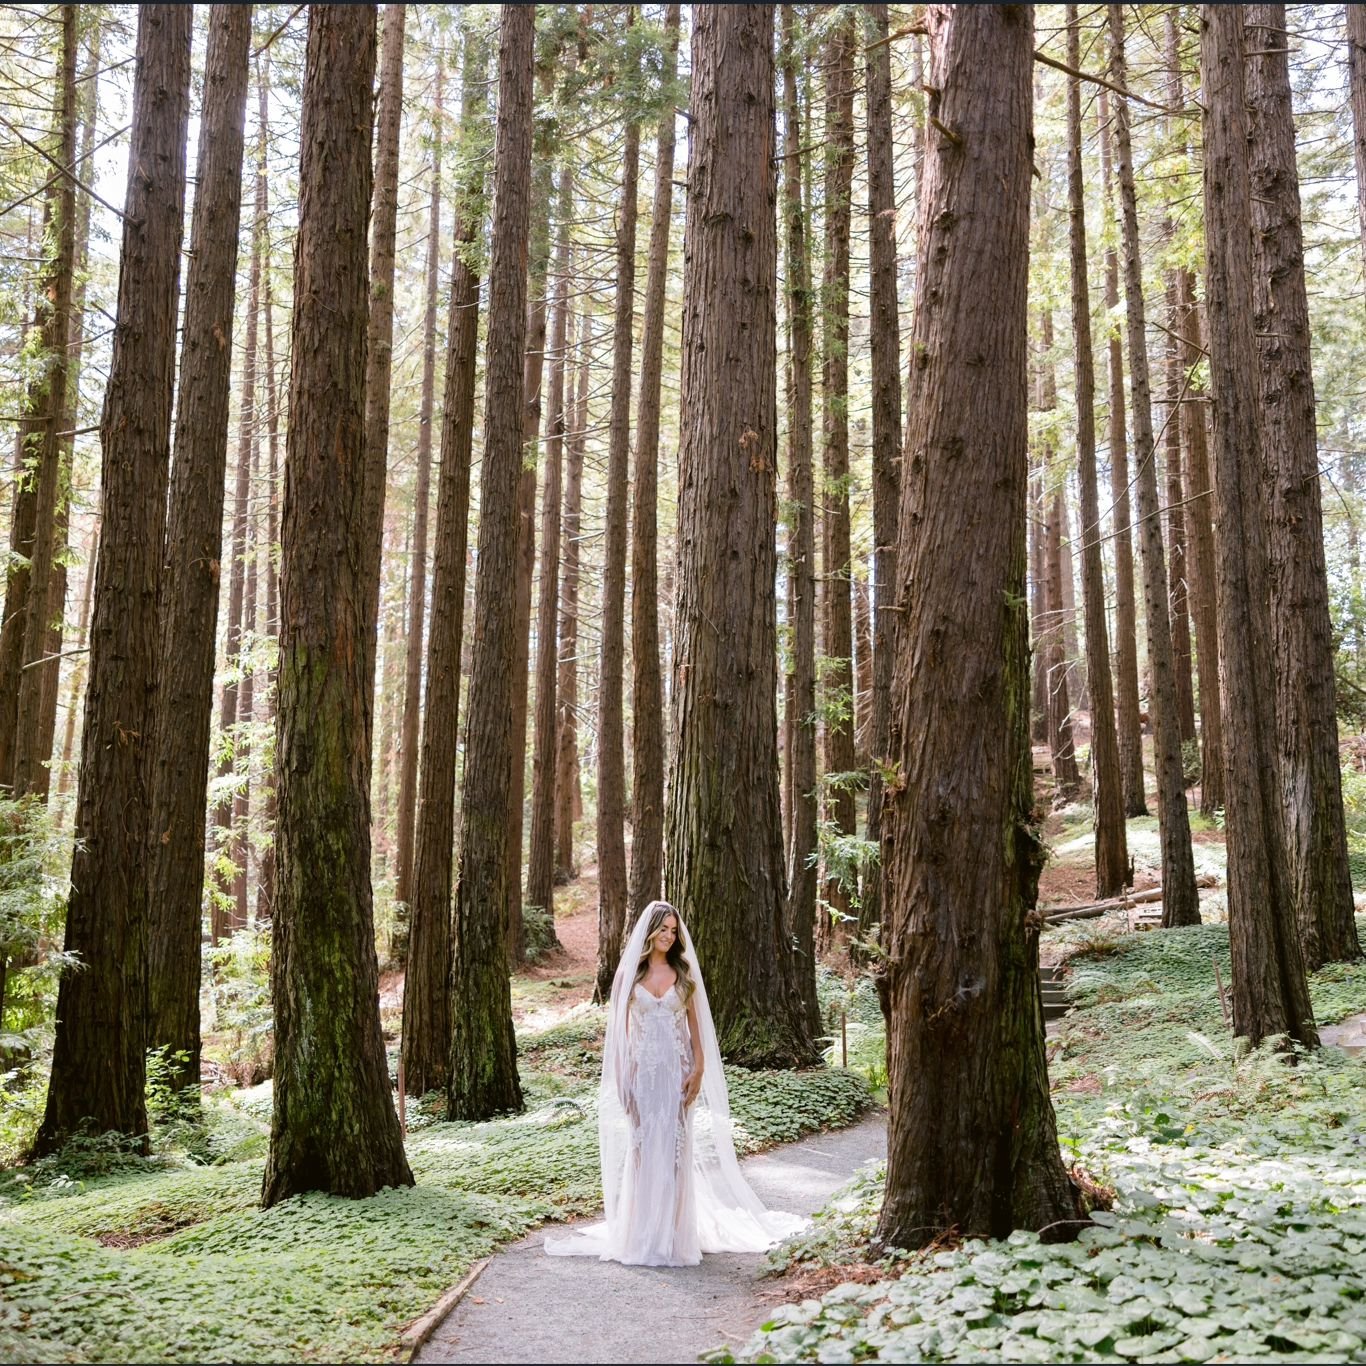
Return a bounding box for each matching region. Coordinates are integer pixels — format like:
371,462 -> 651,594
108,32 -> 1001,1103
544,900 -> 806,1259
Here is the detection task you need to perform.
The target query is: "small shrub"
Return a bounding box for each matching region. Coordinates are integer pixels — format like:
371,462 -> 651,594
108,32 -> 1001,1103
521,903 -> 558,964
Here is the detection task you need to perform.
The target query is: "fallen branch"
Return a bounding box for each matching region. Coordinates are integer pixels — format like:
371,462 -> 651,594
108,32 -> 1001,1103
1041,886 -> 1163,923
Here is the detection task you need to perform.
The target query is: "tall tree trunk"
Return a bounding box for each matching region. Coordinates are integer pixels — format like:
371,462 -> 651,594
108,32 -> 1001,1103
627,2 -> 680,918
1109,5 -> 1200,928
1098,89 -> 1146,817
1066,4 -> 1128,896
554,317 -> 589,884
146,4 -> 252,1095
34,4 -> 192,1156
1057,485 -> 1085,712
507,146 -> 556,967
594,76 -> 640,1002
359,3 -> 406,764
404,19 -> 490,1099
262,3 -> 413,1205
395,69 -> 444,913
256,58 -> 281,923
819,13 -> 858,940
1350,5 -> 1366,272
1199,3 -> 1317,1046
1045,488 -> 1081,801
1179,276 -> 1224,817
1164,306 -> 1196,747
527,157 -> 575,923
447,2 -> 535,1121
4,5 -> 78,796
1246,2 -> 1360,969
667,2 -> 816,1068
876,2 -> 1080,1249
781,3 -> 821,1034
56,517 -> 97,812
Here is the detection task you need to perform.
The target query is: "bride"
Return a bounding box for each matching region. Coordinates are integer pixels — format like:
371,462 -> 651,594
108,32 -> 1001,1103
544,900 -> 805,1267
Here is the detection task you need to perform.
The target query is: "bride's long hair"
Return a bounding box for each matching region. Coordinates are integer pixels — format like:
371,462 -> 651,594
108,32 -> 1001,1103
632,901 -> 696,1005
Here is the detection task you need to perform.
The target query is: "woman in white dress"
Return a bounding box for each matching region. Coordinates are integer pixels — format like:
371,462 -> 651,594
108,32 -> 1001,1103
544,900 -> 805,1267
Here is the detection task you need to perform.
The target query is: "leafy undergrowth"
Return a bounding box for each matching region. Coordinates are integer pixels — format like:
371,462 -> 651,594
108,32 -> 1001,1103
713,919 -> 1366,1365
0,1008 -> 871,1364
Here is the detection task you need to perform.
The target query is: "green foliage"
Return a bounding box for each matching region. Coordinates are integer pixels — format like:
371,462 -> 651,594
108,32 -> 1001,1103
1180,738 -> 1201,787
521,903 -> 558,965
715,920 -> 1366,1365
1,1004 -> 871,1364
203,927 -> 273,1087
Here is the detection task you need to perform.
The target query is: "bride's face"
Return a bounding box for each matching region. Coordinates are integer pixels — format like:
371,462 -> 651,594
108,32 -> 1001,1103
652,915 -> 678,954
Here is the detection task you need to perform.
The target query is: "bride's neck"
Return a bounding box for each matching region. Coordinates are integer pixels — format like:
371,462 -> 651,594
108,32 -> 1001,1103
648,949 -> 669,968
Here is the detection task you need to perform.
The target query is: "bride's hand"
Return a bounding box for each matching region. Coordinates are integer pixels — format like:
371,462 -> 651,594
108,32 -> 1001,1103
682,1068 -> 703,1107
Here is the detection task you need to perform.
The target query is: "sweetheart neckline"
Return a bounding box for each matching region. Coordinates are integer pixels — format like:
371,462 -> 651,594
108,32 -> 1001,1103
636,980 -> 677,1003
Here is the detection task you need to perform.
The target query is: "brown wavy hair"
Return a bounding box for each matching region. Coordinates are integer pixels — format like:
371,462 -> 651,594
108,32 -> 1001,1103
632,901 -> 696,1005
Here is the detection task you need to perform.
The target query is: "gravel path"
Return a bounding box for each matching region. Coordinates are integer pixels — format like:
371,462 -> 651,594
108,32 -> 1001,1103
415,1112 -> 888,1365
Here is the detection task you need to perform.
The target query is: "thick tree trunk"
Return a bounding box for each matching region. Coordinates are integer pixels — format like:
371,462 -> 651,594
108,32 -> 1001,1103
527,155 -> 575,922
781,4 -> 821,1035
1109,6 -> 1200,928
8,5 -> 78,799
262,3 -> 413,1204
1180,276 -> 1224,817
666,3 -> 816,1068
402,21 -> 489,1099
395,71 -> 444,913
554,318 -> 589,884
34,4 -> 192,1156
447,3 -> 535,1120
627,2 -> 680,918
1098,89 -> 1146,818
1200,4 -> 1316,1048
147,4 -> 252,1095
876,3 -> 1080,1249
1066,5 -> 1128,896
819,13 -> 858,940
594,98 -> 640,1002
359,4 -> 406,762
1246,3 -> 1360,969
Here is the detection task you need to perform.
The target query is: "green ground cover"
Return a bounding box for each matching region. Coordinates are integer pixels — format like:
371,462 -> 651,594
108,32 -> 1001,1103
715,917 -> 1366,1365
0,1006 -> 871,1364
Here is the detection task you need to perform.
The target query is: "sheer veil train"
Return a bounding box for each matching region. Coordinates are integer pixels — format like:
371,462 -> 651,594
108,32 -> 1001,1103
543,900 -> 805,1264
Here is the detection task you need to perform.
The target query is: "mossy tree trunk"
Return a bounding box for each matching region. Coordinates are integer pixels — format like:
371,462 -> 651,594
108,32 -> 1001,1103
1245,2 -> 1360,970
147,3 -> 252,1095
261,3 -> 413,1204
877,3 -> 1081,1249
447,2 -> 536,1121
666,2 -> 817,1069
34,4 -> 192,1157
1199,2 -> 1317,1048
780,3 -> 821,1036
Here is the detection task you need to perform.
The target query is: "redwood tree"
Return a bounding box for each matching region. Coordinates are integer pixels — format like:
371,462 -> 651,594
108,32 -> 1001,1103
1109,5 -> 1199,927
262,3 -> 413,1203
147,3 -> 252,1094
1065,5 -> 1127,896
665,2 -> 816,1068
403,17 -> 491,1099
1199,2 -> 1316,1047
34,4 -> 192,1155
877,3 -> 1079,1249
1246,3 -> 1359,969
447,1 -> 536,1120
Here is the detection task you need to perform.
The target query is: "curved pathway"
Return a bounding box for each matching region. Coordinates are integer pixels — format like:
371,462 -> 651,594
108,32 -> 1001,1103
414,1112 -> 887,1365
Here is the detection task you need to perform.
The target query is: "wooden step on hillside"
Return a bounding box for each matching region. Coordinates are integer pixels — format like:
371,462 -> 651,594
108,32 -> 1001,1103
1039,964 -> 1071,1021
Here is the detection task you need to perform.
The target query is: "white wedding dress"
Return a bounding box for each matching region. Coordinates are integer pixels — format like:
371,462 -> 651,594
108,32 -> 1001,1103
544,901 -> 805,1267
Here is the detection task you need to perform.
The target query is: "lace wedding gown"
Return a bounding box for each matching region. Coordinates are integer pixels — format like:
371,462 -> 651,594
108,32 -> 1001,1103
544,902 -> 805,1268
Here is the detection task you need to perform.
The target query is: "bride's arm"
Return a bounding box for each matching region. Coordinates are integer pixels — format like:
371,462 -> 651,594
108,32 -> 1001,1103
683,995 -> 704,1106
